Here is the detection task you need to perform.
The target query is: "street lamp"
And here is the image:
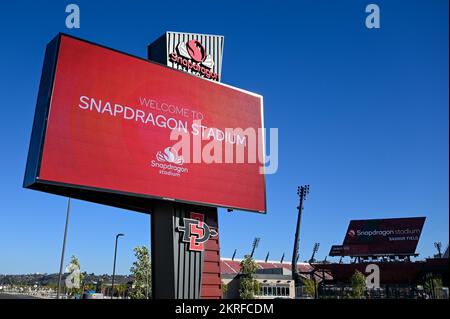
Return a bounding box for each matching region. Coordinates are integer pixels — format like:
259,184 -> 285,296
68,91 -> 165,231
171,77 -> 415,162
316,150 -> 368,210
111,233 -> 124,299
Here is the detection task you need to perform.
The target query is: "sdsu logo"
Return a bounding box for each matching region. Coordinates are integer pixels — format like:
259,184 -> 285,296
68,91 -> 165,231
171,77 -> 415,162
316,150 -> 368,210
177,213 -> 218,251
169,40 -> 219,81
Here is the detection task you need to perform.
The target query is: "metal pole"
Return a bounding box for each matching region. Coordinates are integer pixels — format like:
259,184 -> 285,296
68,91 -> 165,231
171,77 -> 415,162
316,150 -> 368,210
292,186 -> 309,296
250,246 -> 256,258
232,249 -> 237,261
56,197 -> 71,299
111,233 -> 124,299
250,238 -> 260,258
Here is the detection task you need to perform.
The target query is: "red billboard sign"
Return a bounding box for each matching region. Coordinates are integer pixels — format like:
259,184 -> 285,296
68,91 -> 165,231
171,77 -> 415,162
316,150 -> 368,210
24,34 -> 266,213
340,217 -> 426,256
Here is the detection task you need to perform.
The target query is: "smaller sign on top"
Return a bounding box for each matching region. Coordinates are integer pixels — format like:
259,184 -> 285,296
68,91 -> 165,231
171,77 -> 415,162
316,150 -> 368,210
148,31 -> 224,82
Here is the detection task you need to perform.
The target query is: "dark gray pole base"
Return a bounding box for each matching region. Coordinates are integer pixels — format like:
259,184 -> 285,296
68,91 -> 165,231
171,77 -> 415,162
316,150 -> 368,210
151,201 -> 217,299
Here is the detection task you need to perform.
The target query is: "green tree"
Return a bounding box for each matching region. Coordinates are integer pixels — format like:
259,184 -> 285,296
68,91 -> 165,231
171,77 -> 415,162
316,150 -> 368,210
221,281 -> 229,298
115,284 -> 128,299
424,274 -> 443,298
83,283 -> 95,292
129,246 -> 151,299
238,255 -> 261,299
302,277 -> 318,298
351,270 -> 366,299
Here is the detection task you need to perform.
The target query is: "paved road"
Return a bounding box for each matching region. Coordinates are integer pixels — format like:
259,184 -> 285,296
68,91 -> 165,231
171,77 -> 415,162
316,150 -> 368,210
0,293 -> 42,299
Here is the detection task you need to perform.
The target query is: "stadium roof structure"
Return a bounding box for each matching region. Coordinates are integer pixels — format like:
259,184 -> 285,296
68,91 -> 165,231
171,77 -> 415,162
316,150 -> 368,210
220,258 -> 333,281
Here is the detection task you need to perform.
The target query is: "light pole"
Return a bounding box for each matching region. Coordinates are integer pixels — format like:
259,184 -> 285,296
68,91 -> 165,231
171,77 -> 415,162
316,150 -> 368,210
250,237 -> 260,258
292,185 -> 310,298
309,243 -> 320,263
111,233 -> 124,299
434,242 -> 442,258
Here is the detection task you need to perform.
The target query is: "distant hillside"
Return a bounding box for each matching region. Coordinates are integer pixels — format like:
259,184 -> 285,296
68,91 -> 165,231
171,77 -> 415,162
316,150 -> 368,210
0,273 -> 133,286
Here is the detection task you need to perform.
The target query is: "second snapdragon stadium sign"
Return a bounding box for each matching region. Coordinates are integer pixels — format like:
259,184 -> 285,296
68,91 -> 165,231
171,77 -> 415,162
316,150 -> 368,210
148,31 -> 224,82
329,217 -> 426,257
24,34 -> 266,213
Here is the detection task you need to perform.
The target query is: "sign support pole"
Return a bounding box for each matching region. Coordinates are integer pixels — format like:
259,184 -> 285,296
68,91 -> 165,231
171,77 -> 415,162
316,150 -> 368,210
56,197 -> 71,299
151,201 -> 220,299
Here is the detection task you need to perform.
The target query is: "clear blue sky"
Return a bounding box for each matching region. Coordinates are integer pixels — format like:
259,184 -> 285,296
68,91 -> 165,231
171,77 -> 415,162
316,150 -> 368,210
0,0 -> 448,275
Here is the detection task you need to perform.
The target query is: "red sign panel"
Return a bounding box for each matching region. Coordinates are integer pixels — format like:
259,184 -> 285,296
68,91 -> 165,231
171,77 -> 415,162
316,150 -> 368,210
30,34 -> 266,213
342,217 -> 426,256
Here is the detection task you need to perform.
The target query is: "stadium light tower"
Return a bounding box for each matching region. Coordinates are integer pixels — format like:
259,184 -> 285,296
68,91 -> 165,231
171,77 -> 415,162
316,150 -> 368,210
231,249 -> 237,261
434,242 -> 442,258
292,185 -> 310,297
250,237 -> 260,258
309,243 -> 320,263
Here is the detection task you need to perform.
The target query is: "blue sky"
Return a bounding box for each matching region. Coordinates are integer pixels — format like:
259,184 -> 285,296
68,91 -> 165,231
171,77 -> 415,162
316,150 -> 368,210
0,0 -> 448,275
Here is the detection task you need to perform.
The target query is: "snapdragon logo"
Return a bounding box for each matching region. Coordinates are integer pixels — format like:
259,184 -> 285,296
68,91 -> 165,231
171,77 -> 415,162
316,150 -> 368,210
169,40 -> 219,81
151,147 -> 188,177
157,147 -> 184,165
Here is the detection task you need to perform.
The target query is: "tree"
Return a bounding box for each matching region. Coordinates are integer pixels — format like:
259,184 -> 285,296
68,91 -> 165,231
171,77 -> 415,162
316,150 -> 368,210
302,277 -> 318,298
115,284 -> 128,299
238,255 -> 261,299
351,270 -> 366,299
129,246 -> 151,299
221,281 -> 229,298
83,283 -> 95,292
424,273 -> 443,298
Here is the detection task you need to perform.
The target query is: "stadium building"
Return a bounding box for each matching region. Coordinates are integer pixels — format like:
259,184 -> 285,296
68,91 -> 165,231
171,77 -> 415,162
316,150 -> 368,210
220,256 -> 449,299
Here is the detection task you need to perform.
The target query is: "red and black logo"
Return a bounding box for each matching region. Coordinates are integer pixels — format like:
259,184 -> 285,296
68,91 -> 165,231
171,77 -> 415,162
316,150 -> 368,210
186,40 -> 207,63
176,213 -> 218,251
169,40 -> 219,81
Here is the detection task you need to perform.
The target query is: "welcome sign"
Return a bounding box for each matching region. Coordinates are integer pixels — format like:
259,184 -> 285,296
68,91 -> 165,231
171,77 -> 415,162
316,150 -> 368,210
24,34 -> 266,213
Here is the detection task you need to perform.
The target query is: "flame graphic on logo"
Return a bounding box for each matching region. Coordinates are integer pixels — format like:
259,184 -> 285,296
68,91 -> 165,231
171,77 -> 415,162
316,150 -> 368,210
177,42 -> 214,68
157,147 -> 184,165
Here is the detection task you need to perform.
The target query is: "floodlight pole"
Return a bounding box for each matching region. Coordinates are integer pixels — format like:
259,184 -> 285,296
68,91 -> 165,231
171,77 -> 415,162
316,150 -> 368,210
434,242 -> 442,258
232,249 -> 237,261
292,185 -> 309,298
309,243 -> 320,263
250,238 -> 260,258
56,197 -> 71,299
